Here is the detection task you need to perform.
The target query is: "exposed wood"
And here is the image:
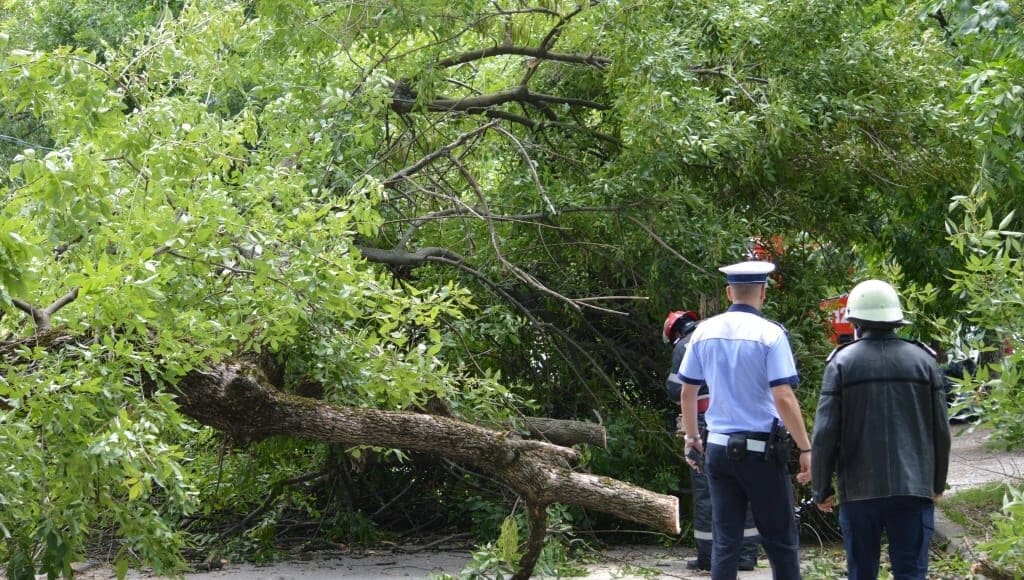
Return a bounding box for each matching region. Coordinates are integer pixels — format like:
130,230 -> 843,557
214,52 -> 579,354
2,332 -> 680,579
512,417 -> 607,448
168,359 -> 679,537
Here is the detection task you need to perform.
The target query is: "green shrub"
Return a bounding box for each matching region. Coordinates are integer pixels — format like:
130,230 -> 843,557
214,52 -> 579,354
977,486 -> 1024,574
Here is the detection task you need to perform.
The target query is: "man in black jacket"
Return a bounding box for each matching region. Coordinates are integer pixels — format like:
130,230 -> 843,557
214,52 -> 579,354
811,280 -> 951,580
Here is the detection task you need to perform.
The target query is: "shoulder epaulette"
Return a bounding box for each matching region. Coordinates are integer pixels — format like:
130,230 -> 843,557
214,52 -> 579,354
769,319 -> 789,334
826,338 -> 861,363
903,339 -> 937,359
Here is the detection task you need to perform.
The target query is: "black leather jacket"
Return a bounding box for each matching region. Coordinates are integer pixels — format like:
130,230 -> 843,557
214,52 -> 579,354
811,329 -> 951,504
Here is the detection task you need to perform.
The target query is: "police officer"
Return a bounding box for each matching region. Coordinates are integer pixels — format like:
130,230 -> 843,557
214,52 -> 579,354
811,280 -> 951,580
663,310 -> 760,571
679,261 -> 812,580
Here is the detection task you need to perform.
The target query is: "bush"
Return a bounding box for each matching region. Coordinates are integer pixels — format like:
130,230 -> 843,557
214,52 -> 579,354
977,486 -> 1024,574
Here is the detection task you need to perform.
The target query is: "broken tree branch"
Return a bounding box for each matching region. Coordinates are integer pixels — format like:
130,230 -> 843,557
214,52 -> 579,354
391,86 -> 609,115
382,121 -> 498,189
436,45 -> 610,69
165,358 -> 679,537
11,287 -> 80,331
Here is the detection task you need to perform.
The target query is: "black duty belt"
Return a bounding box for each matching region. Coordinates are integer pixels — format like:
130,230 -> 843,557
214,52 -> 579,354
707,432 -> 768,453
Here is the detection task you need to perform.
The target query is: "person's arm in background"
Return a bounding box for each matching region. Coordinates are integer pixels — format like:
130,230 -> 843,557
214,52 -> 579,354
678,338 -> 705,466
667,377 -> 682,407
930,361 -> 952,499
810,362 -> 842,511
772,385 -> 811,485
681,382 -> 704,468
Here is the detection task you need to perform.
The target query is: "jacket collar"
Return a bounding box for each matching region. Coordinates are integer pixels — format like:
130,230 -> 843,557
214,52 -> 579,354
728,304 -> 763,317
858,328 -> 899,340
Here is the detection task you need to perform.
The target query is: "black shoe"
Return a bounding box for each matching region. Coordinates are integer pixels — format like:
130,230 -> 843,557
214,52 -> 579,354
686,558 -> 711,571
738,560 -> 757,571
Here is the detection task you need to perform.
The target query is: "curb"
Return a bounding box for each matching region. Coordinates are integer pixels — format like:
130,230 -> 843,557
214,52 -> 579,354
933,507 -> 974,560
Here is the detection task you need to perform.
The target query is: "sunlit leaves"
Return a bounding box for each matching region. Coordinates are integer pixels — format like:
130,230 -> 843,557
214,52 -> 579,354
0,0 -> 493,573
2,0 -> 1021,574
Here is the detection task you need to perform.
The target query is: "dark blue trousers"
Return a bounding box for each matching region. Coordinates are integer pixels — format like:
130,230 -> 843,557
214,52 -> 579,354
693,461 -> 761,564
693,415 -> 760,565
838,496 -> 934,580
705,443 -> 800,580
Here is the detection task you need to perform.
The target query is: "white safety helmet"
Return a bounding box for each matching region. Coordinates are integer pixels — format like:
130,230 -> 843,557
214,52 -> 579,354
846,279 -> 910,326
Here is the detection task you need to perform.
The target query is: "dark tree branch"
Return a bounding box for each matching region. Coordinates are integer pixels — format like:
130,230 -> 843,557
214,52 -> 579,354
11,288 -> 80,331
447,153 -> 627,315
624,215 -> 716,276
45,288 -> 80,318
484,109 -> 538,128
392,86 -> 610,115
513,503 -> 549,580
927,9 -> 958,47
357,245 -> 465,267
520,2 -> 596,87
382,121 -> 498,189
436,45 -> 610,69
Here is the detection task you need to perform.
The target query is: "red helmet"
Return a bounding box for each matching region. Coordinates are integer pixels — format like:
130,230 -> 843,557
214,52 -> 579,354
663,310 -> 699,343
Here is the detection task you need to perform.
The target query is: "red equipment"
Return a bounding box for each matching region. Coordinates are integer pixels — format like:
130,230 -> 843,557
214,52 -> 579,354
821,294 -> 855,345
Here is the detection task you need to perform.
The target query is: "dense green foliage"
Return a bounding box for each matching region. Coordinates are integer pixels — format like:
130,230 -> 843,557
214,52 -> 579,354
1,0 -> 1022,576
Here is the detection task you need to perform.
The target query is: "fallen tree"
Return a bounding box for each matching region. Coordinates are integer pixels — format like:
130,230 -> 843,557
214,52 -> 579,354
1,328 -> 679,580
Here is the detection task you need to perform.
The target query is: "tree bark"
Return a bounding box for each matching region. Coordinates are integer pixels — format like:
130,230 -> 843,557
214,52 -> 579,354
513,503 -> 548,580
170,359 -> 679,536
2,333 -> 680,579
510,417 -> 607,448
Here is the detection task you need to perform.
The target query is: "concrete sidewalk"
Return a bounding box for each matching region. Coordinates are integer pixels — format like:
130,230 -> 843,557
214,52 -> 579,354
64,425 -> 1024,580
574,545 -> 774,579
930,425 -> 1024,573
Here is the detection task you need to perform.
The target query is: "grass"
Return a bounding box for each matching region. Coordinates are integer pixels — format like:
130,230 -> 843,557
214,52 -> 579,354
801,543 -> 974,579
940,483 -> 1011,537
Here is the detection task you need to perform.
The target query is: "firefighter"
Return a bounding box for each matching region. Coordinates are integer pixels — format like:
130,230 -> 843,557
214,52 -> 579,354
678,261 -> 812,580
811,279 -> 951,580
664,310 -> 760,572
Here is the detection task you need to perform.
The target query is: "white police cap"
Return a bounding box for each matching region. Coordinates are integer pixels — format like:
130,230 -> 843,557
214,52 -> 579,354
718,260 -> 776,284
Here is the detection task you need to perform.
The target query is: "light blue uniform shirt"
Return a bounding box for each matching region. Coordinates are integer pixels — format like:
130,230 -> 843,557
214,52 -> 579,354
678,304 -> 799,434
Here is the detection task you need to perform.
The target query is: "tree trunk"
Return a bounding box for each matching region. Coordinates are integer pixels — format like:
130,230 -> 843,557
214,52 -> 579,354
2,332 -> 680,579
171,359 -> 680,536
509,417 -> 607,448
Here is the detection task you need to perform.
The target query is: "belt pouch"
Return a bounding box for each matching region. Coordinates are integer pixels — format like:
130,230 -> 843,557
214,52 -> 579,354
727,433 -> 747,461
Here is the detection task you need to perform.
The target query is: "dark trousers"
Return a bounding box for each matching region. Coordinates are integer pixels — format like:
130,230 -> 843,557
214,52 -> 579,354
693,415 -> 759,564
839,496 -> 934,580
705,443 -> 800,580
